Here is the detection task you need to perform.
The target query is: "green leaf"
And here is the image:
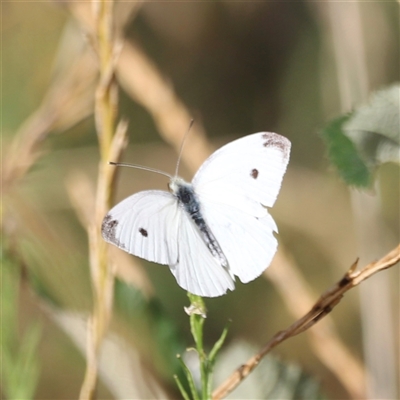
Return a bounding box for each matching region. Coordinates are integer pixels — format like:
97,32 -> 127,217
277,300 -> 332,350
8,323 -> 42,400
321,84 -> 400,189
1,251 -> 41,400
1,254 -> 19,352
208,321 -> 231,367
321,114 -> 372,187
174,374 -> 192,400
176,354 -> 200,400
344,84 -> 400,166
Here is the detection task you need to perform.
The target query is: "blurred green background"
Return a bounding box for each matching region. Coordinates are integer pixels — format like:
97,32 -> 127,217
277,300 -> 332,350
2,1 -> 399,399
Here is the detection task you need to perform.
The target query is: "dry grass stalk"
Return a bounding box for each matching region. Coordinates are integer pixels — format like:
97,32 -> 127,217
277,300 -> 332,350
266,249 -> 366,399
2,47 -> 96,195
79,1 -> 127,399
213,244 -> 400,399
69,2 -> 213,180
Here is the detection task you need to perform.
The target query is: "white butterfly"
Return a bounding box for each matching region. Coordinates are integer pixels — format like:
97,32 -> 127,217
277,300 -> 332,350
102,132 -> 290,297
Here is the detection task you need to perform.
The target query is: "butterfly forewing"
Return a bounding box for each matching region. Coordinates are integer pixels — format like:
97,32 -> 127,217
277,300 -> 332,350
191,132 -> 290,284
192,132 -> 290,215
102,191 -> 179,265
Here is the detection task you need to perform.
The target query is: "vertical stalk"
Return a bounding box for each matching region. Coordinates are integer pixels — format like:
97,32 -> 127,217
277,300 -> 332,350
184,294 -> 228,400
80,1 -> 123,399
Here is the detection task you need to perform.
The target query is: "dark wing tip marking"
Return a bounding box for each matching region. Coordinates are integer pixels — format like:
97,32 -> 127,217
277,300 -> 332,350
250,168 -> 259,179
102,214 -> 125,249
139,227 -> 148,237
262,132 -> 291,161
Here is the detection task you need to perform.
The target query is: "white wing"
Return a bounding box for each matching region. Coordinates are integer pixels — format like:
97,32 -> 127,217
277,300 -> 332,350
169,214 -> 235,297
102,132 -> 290,296
102,191 -> 179,265
192,132 -> 290,283
200,200 -> 278,283
192,132 -> 290,217
102,190 -> 235,297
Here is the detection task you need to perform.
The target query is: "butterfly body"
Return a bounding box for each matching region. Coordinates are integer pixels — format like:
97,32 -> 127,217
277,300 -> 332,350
102,132 -> 291,297
170,177 -> 230,271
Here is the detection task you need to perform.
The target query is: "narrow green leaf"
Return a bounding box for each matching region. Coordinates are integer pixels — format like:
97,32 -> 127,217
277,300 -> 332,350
174,374 -> 192,400
1,256 -> 19,352
208,321 -> 231,366
1,252 -> 41,400
177,354 -> 200,400
10,323 -> 42,400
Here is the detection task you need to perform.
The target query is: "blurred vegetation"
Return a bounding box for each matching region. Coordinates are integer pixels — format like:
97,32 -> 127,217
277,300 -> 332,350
322,85 -> 400,188
1,253 -> 41,400
2,1 -> 399,399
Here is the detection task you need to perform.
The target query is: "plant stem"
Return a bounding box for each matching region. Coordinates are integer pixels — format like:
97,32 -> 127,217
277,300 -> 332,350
79,1 -> 124,399
184,294 -> 229,400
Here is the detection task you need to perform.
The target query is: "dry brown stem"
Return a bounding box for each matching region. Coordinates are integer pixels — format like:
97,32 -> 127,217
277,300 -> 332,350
266,249 -> 366,399
79,1 -> 127,399
213,244 -> 400,399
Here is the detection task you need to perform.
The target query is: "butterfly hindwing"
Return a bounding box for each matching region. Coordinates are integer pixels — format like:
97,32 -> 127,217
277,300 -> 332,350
200,200 -> 278,283
169,213 -> 235,297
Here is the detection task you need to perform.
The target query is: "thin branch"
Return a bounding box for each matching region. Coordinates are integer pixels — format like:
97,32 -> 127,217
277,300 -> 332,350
266,249 -> 366,399
212,244 -> 400,399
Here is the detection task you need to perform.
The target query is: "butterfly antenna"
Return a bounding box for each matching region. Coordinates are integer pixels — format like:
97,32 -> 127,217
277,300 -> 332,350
174,119 -> 194,177
109,162 -> 172,179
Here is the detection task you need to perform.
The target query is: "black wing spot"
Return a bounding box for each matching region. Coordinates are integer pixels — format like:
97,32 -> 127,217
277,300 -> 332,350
262,132 -> 290,160
250,168 -> 259,179
102,214 -> 125,249
139,227 -> 148,237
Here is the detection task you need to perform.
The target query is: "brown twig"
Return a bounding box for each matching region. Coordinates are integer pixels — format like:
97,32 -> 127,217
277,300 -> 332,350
212,244 -> 400,399
266,249 -> 366,399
